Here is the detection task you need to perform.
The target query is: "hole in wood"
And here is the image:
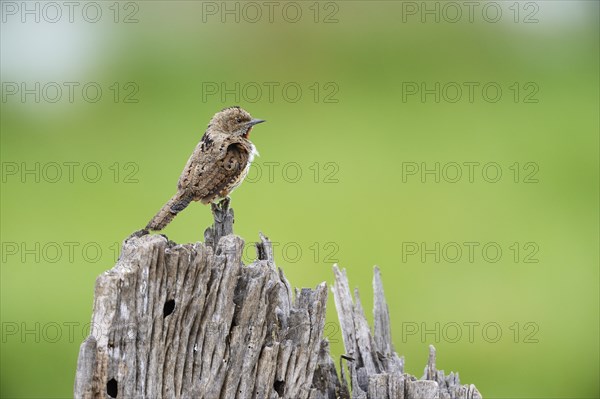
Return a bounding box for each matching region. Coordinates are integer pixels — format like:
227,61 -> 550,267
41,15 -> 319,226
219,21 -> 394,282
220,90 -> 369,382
107,378 -> 118,398
274,380 -> 285,396
163,299 -> 175,317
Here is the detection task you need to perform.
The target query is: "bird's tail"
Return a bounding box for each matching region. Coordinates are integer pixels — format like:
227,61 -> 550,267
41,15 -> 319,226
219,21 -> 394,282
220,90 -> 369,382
146,192 -> 193,231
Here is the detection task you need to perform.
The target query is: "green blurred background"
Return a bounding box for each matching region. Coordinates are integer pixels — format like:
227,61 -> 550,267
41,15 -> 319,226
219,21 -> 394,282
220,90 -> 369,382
1,1 -> 598,398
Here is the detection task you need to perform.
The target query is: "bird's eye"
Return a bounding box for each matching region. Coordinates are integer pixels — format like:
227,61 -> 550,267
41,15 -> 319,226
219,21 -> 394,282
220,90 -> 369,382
236,118 -> 242,123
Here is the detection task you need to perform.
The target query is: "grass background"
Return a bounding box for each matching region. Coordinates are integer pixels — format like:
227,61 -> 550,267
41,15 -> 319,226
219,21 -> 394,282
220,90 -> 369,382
1,1 -> 599,398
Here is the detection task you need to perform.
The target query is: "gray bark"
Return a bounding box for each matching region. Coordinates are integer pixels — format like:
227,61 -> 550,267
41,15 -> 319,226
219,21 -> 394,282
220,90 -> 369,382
332,265 -> 482,399
75,202 -> 481,398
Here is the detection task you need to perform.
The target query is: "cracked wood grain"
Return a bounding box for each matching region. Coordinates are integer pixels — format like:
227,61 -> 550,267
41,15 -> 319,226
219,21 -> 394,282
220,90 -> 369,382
75,201 -> 481,399
332,265 -> 482,399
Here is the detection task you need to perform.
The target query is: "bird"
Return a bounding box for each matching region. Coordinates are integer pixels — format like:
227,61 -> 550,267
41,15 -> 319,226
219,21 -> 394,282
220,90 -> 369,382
145,106 -> 265,231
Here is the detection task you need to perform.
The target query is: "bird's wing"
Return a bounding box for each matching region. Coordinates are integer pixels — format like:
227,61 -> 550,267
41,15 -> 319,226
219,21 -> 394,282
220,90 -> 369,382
187,142 -> 250,203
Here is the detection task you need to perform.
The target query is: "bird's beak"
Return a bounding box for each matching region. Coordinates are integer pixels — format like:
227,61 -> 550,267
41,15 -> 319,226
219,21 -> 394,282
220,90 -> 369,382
248,119 -> 266,126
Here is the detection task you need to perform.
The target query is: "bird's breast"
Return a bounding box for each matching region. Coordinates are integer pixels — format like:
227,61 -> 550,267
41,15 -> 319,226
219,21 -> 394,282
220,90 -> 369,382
248,142 -> 259,163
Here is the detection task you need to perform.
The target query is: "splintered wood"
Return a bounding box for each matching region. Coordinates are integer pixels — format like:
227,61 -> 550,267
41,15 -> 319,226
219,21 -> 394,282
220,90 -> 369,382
75,202 -> 481,398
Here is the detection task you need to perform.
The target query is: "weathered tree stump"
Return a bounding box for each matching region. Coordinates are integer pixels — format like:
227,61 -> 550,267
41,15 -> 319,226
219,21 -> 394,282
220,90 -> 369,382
74,201 -> 481,399
332,266 -> 481,399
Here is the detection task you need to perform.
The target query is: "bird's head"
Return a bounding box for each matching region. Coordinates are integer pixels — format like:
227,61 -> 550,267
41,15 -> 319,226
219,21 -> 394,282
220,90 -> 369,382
209,106 -> 265,139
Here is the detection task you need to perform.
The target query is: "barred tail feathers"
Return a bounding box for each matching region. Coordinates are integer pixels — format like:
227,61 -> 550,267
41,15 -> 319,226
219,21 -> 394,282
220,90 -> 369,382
146,192 -> 193,231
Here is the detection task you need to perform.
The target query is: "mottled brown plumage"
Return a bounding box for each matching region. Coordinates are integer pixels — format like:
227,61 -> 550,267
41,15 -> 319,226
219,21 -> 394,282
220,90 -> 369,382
146,106 -> 265,231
